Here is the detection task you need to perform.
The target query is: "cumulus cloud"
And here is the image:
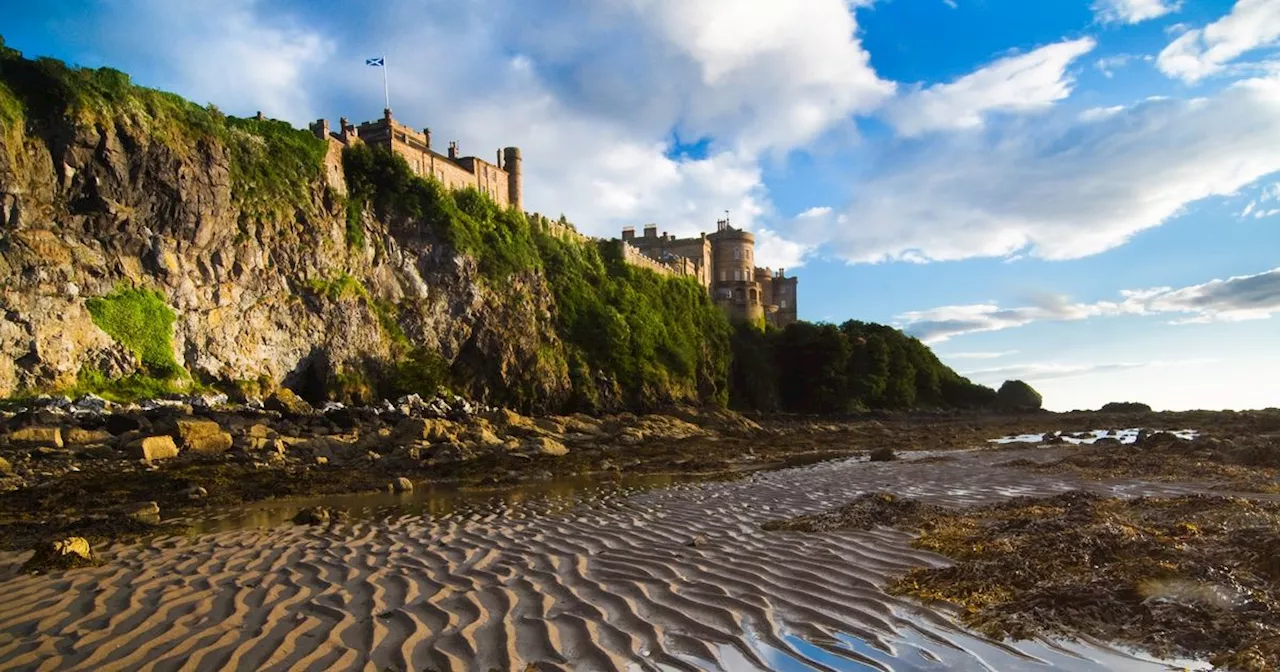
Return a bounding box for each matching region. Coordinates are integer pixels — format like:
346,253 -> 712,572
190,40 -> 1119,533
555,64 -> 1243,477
1157,0 -> 1280,83
92,0 -> 333,123
817,75 -> 1280,264
1092,0 -> 1181,25
898,267 -> 1280,342
884,38 -> 1096,137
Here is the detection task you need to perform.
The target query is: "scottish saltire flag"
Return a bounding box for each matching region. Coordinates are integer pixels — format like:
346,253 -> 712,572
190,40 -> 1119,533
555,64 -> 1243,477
366,57 -> 384,67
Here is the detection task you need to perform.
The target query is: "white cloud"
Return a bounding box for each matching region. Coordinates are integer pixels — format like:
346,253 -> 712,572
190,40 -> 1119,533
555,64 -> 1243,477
898,266 -> 1280,342
1092,0 -> 1181,25
962,359 -> 1213,384
814,75 -> 1280,264
1157,0 -> 1280,83
942,350 -> 1020,360
884,38 -> 1096,137
94,0 -> 333,123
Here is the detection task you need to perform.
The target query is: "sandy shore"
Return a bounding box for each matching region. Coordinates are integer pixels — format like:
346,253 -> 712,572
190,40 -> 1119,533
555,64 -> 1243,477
0,444 -> 1228,671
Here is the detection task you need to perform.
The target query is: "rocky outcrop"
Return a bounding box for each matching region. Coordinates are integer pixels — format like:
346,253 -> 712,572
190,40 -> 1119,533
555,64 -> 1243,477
0,108 -> 569,410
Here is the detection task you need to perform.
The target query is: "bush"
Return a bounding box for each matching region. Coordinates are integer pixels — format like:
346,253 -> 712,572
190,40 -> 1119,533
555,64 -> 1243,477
1100,401 -> 1152,413
997,380 -> 1043,410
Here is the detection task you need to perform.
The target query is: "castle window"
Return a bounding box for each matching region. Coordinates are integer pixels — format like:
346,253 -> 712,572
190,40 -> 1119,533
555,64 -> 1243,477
720,271 -> 726,282
733,248 -> 741,260
781,300 -> 788,308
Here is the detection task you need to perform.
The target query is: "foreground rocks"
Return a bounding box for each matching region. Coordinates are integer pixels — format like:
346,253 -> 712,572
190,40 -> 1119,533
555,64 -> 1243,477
21,537 -> 96,573
766,490 -> 1280,671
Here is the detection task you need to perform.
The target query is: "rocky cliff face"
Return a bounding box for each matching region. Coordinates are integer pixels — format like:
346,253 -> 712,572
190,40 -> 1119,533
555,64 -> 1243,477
0,106 -> 569,408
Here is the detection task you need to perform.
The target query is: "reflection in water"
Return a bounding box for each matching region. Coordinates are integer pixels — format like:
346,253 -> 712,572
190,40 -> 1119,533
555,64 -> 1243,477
179,471 -> 697,536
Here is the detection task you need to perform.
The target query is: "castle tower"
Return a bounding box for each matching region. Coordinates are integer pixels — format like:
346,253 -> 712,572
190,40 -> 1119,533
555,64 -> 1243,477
503,147 -> 523,212
707,217 -> 764,324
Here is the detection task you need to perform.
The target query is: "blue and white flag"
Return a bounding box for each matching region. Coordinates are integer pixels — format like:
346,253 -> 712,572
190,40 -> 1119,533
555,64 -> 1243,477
366,57 -> 384,67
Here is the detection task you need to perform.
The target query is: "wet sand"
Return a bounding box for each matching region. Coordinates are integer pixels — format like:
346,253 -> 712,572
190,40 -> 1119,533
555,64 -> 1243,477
0,445 -> 1228,671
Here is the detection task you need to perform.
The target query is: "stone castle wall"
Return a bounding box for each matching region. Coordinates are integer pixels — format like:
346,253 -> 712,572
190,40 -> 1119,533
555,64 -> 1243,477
311,110 -> 521,210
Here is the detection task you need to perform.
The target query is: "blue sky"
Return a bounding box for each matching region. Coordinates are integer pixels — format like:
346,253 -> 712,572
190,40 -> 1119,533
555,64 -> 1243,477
6,0 -> 1280,411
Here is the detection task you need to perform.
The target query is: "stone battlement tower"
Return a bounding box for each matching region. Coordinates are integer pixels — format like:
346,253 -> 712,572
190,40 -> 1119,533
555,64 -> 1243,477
310,108 -> 523,211
619,215 -> 798,328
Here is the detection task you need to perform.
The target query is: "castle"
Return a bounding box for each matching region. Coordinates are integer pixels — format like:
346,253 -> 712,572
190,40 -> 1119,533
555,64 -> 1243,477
306,109 -> 795,327
620,219 -> 798,328
308,108 -> 522,211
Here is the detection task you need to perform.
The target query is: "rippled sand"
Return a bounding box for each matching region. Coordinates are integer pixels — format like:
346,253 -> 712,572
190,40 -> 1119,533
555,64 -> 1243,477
0,447 -> 1217,671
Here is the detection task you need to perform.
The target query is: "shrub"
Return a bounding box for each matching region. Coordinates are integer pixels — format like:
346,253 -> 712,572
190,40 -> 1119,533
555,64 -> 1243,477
997,380 -> 1043,410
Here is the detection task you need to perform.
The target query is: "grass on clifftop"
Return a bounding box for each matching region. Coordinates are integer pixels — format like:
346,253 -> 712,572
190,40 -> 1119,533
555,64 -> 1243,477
0,38 -> 326,227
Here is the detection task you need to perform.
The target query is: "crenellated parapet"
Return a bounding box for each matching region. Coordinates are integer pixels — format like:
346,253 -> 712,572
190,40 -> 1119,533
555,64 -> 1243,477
309,109 -> 522,210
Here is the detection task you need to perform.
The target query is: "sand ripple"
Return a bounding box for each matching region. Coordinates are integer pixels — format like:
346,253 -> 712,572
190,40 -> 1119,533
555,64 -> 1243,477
0,446 -> 1216,671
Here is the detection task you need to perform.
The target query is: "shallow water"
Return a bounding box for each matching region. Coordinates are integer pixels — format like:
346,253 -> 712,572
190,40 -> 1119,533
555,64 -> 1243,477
0,445 -> 1221,671
988,428 -> 1198,445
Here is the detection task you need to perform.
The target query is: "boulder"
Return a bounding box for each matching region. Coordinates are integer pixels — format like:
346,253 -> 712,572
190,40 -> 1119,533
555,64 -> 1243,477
129,435 -> 179,461
293,507 -> 331,526
492,409 -> 540,436
463,425 -> 505,449
247,424 -> 276,440
525,437 -> 569,457
394,417 -> 459,444
105,414 -> 145,435
869,447 -> 897,462
265,388 -> 314,416
8,426 -> 63,449
22,537 -> 95,573
184,486 -> 208,500
534,418 -> 565,434
173,419 -> 233,455
64,428 -> 112,445
0,456 -> 11,475
117,501 -> 161,522
391,477 -> 413,492
617,427 -> 644,446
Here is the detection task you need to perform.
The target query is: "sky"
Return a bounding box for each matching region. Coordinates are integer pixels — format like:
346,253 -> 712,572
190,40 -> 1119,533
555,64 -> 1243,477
5,0 -> 1280,412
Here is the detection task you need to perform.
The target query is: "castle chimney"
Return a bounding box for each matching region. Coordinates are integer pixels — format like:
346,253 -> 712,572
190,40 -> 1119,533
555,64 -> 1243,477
383,108 -> 393,122
497,150 -> 503,168
622,226 -> 635,241
423,128 -> 432,149
643,224 -> 657,239
448,141 -> 458,160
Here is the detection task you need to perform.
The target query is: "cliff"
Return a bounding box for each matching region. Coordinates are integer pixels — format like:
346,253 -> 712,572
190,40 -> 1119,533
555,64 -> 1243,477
0,44 -> 729,412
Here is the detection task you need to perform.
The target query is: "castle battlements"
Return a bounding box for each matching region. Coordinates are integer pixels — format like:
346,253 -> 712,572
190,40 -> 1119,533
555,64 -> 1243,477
309,108 -> 522,211
305,107 -> 792,326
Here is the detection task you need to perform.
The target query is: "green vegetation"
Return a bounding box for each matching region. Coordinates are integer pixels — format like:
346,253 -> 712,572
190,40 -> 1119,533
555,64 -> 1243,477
729,320 -> 998,413
85,287 -> 180,377
342,144 -> 540,281
304,272 -> 369,302
342,145 -> 732,409
536,234 -> 732,409
0,42 -> 325,227
996,379 -> 1043,410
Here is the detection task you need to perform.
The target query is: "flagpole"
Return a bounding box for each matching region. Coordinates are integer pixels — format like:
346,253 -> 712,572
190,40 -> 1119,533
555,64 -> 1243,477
382,56 -> 390,110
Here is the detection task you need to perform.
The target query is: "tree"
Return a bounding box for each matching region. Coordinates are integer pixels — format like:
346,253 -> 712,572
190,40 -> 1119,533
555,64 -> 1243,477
997,380 -> 1043,410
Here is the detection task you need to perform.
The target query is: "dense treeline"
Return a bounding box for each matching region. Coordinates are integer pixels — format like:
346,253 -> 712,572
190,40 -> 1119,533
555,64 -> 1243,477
729,320 -> 998,413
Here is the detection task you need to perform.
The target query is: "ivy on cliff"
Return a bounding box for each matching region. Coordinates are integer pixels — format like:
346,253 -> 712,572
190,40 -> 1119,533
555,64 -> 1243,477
341,144 -> 732,409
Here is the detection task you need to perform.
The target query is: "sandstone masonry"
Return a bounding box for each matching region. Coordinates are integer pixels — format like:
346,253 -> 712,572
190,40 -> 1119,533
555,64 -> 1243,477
309,108 -> 522,211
